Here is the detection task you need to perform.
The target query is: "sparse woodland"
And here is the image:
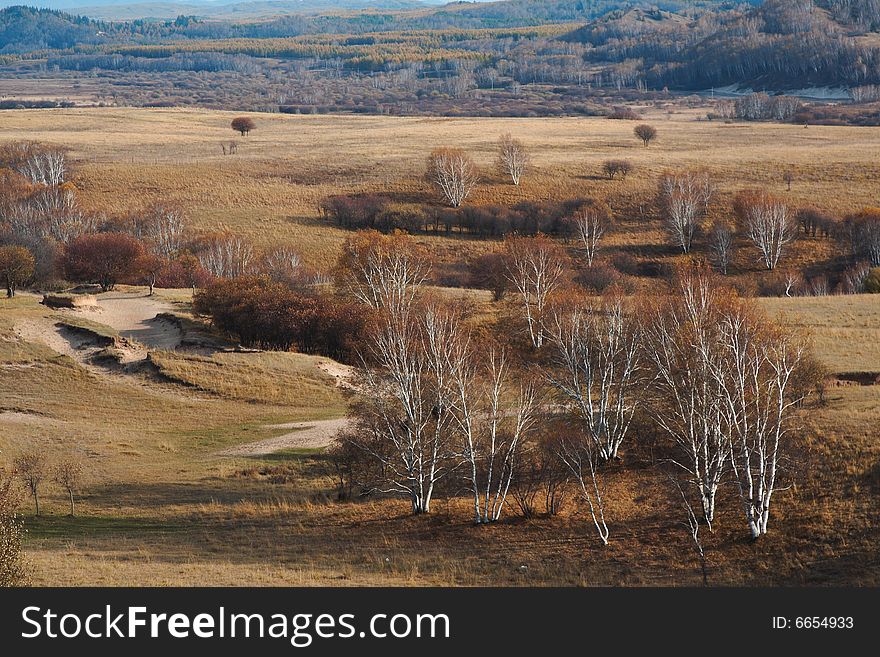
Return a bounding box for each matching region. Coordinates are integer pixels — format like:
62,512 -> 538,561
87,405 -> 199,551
0,0 -> 879,585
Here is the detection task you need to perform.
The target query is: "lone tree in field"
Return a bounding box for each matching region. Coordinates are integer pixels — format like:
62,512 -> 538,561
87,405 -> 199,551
13,450 -> 46,516
231,117 -> 256,136
496,133 -> 530,185
0,245 -> 35,297
634,124 -> 658,147
64,232 -> 145,291
54,457 -> 84,517
427,147 -> 479,207
734,190 -> 797,270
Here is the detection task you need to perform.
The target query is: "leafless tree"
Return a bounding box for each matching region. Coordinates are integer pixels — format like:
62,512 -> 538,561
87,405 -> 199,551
54,457 -> 84,516
601,159 -> 633,180
557,427 -> 610,544
13,450 -> 47,516
427,148 -> 479,207
146,205 -> 186,258
449,349 -> 538,523
842,261 -> 872,294
549,293 -> 646,462
709,221 -> 734,275
667,473 -> 708,586
352,304 -> 463,514
574,201 -> 613,266
716,307 -> 811,538
336,231 -> 428,317
782,270 -> 801,297
783,170 -> 794,191
20,146 -> 67,186
261,246 -> 309,287
197,233 -> 254,279
735,191 -> 797,270
504,235 -> 567,349
642,268 -> 732,525
658,171 -> 712,253
496,133 -> 530,186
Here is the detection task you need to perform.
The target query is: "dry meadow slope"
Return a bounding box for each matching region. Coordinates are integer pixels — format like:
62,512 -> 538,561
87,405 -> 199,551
1,107 -> 879,271
0,108 -> 878,586
0,287 -> 876,586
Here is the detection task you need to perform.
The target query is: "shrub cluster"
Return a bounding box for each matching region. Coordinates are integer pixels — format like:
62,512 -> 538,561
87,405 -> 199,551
193,277 -> 369,363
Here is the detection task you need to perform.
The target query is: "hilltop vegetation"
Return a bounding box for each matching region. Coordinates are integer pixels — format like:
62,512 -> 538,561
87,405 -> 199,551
1,1 -> 879,116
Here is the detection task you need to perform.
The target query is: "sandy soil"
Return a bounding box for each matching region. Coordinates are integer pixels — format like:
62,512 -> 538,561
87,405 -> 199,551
83,292 -> 182,350
217,418 -> 351,456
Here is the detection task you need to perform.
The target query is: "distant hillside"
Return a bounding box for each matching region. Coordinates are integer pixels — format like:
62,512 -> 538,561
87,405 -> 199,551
53,0 -> 430,21
565,0 -> 880,90
0,6 -> 110,52
0,1 -> 740,50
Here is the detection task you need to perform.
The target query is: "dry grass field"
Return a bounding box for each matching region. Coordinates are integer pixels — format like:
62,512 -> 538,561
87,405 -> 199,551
0,108 -> 878,586
1,106 -> 878,274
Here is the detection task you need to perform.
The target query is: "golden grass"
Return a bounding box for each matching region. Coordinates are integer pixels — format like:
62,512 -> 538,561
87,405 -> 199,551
0,108 -> 878,586
2,107 -> 879,270
760,295 -> 880,374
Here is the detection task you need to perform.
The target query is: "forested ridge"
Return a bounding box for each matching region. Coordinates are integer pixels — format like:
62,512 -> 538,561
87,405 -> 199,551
1,1 -> 879,114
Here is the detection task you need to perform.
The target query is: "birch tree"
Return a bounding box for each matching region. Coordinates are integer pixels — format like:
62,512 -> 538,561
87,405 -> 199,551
716,308 -> 811,538
658,171 -> 712,253
197,233 -> 254,279
20,146 -> 66,187
427,147 -> 479,207
548,293 -> 645,461
351,304 -> 462,515
335,231 -> 428,317
147,205 -> 186,258
558,426 -> 610,544
735,191 -> 797,270
496,133 -> 530,186
574,201 -> 613,267
504,235 -> 567,349
642,268 -> 732,526
449,349 -> 538,523
709,221 -> 734,275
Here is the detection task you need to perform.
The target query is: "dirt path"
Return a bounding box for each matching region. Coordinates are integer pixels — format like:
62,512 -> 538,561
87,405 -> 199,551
87,292 -> 182,350
217,418 -> 351,457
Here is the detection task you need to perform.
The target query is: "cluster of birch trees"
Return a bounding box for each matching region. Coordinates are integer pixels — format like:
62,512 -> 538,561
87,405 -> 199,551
334,232 -> 819,544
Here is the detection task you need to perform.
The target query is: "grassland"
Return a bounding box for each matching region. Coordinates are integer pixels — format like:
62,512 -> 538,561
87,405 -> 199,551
0,108 -> 878,586
1,106 -> 878,276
